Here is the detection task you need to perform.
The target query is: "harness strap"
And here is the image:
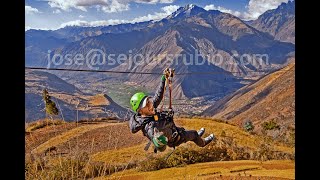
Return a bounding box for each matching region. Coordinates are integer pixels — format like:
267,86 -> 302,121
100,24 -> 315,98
164,146 -> 176,161
168,69 -> 174,109
144,140 -> 151,151
167,126 -> 181,147
160,68 -> 174,112
160,79 -> 168,112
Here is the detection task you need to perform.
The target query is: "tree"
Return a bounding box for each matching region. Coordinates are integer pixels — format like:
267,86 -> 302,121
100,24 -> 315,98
42,89 -> 59,118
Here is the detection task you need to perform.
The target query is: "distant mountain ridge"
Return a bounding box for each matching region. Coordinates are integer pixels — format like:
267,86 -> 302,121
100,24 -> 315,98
25,21 -> 153,68
249,0 -> 295,44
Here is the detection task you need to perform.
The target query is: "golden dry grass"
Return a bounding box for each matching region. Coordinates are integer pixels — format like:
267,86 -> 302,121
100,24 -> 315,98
175,118 -> 293,153
30,117 -> 293,162
89,118 -> 262,164
53,123 -> 145,155
91,144 -> 146,164
104,160 -> 294,180
32,123 -> 124,154
26,117 -> 294,179
25,122 -> 80,154
25,119 -> 65,132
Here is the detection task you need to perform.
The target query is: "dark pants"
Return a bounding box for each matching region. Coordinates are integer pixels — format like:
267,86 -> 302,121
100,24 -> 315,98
168,127 -> 206,147
145,122 -> 206,148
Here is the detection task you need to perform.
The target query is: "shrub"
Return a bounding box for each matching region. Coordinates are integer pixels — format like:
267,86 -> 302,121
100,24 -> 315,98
262,120 -> 280,131
243,121 -> 254,132
138,134 -> 295,172
138,156 -> 168,171
138,144 -> 231,172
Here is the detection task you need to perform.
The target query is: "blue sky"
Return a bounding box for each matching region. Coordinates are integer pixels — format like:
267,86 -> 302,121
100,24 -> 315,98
25,0 -> 290,30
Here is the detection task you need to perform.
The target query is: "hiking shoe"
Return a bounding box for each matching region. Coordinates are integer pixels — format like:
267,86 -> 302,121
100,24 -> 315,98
204,134 -> 215,146
197,127 -> 205,137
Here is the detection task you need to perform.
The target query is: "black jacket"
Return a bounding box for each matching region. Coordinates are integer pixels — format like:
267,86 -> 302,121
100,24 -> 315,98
129,78 -> 174,140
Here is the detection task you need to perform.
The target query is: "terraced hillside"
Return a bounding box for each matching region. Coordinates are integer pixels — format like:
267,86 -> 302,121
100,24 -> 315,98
25,118 -> 294,179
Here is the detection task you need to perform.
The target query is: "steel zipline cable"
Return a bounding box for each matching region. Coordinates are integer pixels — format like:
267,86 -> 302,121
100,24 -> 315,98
25,66 -> 293,75
25,66 -> 294,107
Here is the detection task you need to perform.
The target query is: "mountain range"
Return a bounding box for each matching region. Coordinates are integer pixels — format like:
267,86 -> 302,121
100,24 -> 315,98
113,4 -> 294,98
25,2 -> 295,123
25,2 -> 295,100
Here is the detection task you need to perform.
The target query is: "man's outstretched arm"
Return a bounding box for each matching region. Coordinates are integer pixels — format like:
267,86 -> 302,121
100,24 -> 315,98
152,75 -> 166,108
129,114 -> 143,133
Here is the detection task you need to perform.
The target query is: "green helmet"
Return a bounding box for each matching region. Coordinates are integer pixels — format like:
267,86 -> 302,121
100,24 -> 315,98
130,92 -> 147,112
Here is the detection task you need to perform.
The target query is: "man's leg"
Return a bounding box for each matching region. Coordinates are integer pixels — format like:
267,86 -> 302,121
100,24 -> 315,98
181,129 -> 214,147
197,128 -> 205,137
184,130 -> 206,147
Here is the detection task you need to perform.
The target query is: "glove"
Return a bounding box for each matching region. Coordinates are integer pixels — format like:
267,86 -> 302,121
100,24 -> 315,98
152,134 -> 168,147
161,68 -> 171,81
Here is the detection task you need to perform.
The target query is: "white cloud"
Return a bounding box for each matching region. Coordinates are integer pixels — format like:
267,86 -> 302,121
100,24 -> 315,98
161,4 -> 179,14
25,27 -> 53,31
47,0 -> 128,12
135,0 -> 174,4
204,1 -> 290,20
135,0 -> 158,4
79,15 -> 85,18
47,0 -> 175,13
25,26 -> 32,31
53,9 -> 61,14
48,0 -> 84,11
204,4 -> 242,17
243,0 -> 289,20
160,0 -> 174,3
59,19 -> 128,28
25,6 -> 41,15
59,4 -> 179,28
100,0 -> 129,13
132,5 -> 179,22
